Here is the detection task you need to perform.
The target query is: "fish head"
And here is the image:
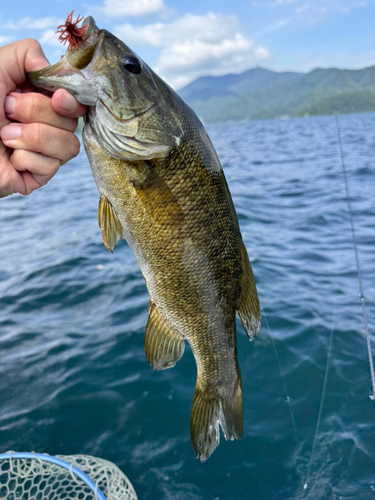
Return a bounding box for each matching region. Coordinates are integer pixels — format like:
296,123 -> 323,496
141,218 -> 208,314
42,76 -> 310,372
28,16 -> 183,161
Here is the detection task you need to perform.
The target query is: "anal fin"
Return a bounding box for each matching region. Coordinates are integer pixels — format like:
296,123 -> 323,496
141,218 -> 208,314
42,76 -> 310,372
144,302 -> 185,370
98,196 -> 123,253
237,243 -> 261,340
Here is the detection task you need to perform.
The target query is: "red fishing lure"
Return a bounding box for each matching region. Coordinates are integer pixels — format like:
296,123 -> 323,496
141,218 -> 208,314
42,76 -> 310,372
56,11 -> 87,49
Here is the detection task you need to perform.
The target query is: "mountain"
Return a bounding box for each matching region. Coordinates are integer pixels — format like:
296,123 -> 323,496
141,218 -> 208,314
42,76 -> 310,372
178,66 -> 375,123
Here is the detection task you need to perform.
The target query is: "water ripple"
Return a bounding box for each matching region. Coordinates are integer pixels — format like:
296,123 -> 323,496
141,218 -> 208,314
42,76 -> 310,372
0,113 -> 374,499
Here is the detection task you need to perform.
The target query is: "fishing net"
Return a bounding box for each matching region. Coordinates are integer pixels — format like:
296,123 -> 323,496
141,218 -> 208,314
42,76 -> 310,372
0,452 -> 138,500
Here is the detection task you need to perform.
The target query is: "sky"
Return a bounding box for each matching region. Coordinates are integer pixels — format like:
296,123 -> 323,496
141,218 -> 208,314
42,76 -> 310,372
1,0 -> 375,89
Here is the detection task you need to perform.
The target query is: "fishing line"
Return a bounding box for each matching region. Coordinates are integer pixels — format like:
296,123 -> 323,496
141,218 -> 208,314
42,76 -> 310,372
303,303 -> 336,491
176,144 -> 300,446
260,302 -> 299,447
334,115 -> 375,402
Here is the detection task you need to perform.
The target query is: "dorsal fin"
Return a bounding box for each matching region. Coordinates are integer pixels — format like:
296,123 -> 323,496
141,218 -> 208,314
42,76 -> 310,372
237,243 -> 261,340
98,196 -> 123,253
144,301 -> 185,370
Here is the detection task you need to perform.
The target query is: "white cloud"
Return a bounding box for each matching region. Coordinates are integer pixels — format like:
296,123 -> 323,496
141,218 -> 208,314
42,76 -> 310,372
253,0 -> 297,4
253,0 -> 366,35
0,36 -> 13,47
292,0 -> 366,16
115,13 -> 270,88
96,0 -> 167,18
256,18 -> 291,35
4,17 -> 62,30
39,29 -> 62,48
295,50 -> 375,72
254,0 -> 367,14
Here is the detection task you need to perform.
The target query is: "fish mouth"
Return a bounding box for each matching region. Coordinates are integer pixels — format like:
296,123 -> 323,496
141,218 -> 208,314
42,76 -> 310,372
27,16 -> 102,90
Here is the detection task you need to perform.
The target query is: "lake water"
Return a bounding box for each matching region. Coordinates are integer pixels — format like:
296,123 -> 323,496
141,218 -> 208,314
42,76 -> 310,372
0,113 -> 375,500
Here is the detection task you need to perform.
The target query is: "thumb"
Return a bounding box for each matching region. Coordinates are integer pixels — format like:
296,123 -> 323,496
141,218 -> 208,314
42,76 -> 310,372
15,38 -> 50,79
0,38 -> 50,129
1,38 -> 50,89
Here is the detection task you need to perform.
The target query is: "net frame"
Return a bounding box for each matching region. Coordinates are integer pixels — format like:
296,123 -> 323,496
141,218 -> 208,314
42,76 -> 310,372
0,451 -> 138,500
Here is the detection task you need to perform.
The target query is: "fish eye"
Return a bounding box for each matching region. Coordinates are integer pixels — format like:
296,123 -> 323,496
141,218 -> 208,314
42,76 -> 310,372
121,56 -> 142,75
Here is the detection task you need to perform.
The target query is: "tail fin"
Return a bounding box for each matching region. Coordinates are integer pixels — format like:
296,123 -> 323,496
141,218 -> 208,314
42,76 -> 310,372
190,379 -> 243,462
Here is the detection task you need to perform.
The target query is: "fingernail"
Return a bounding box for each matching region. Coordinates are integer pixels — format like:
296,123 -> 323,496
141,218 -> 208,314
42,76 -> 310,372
4,96 -> 16,115
58,92 -> 77,112
1,125 -> 21,141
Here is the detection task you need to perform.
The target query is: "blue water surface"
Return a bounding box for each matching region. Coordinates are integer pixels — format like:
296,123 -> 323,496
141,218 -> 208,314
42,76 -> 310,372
0,113 -> 375,500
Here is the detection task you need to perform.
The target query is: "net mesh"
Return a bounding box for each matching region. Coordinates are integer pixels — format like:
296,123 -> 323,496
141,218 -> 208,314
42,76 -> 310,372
0,453 -> 137,500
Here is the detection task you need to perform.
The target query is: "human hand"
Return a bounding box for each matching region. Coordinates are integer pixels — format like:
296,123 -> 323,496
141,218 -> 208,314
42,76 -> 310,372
0,39 -> 87,198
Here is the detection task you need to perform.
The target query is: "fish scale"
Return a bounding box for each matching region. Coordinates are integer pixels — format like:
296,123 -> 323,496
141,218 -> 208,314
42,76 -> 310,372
28,14 -> 261,462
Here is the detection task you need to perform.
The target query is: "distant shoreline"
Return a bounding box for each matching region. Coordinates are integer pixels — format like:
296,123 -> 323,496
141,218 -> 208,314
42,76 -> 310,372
179,66 -> 375,124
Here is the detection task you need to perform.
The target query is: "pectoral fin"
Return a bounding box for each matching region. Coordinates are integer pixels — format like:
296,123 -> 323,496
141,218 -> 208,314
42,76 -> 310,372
98,196 -> 123,253
144,302 -> 185,370
237,243 -> 261,340
128,161 -> 184,228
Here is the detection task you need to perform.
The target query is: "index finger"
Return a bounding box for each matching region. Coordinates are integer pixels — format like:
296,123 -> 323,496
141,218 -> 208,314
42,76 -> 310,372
5,92 -> 78,132
51,89 -> 87,119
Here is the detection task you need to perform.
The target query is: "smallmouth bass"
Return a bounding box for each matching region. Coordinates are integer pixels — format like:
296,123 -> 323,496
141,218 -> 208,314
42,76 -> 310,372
28,16 -> 261,461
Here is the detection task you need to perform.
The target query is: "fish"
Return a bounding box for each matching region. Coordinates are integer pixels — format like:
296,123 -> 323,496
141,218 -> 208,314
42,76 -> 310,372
28,14 -> 261,461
